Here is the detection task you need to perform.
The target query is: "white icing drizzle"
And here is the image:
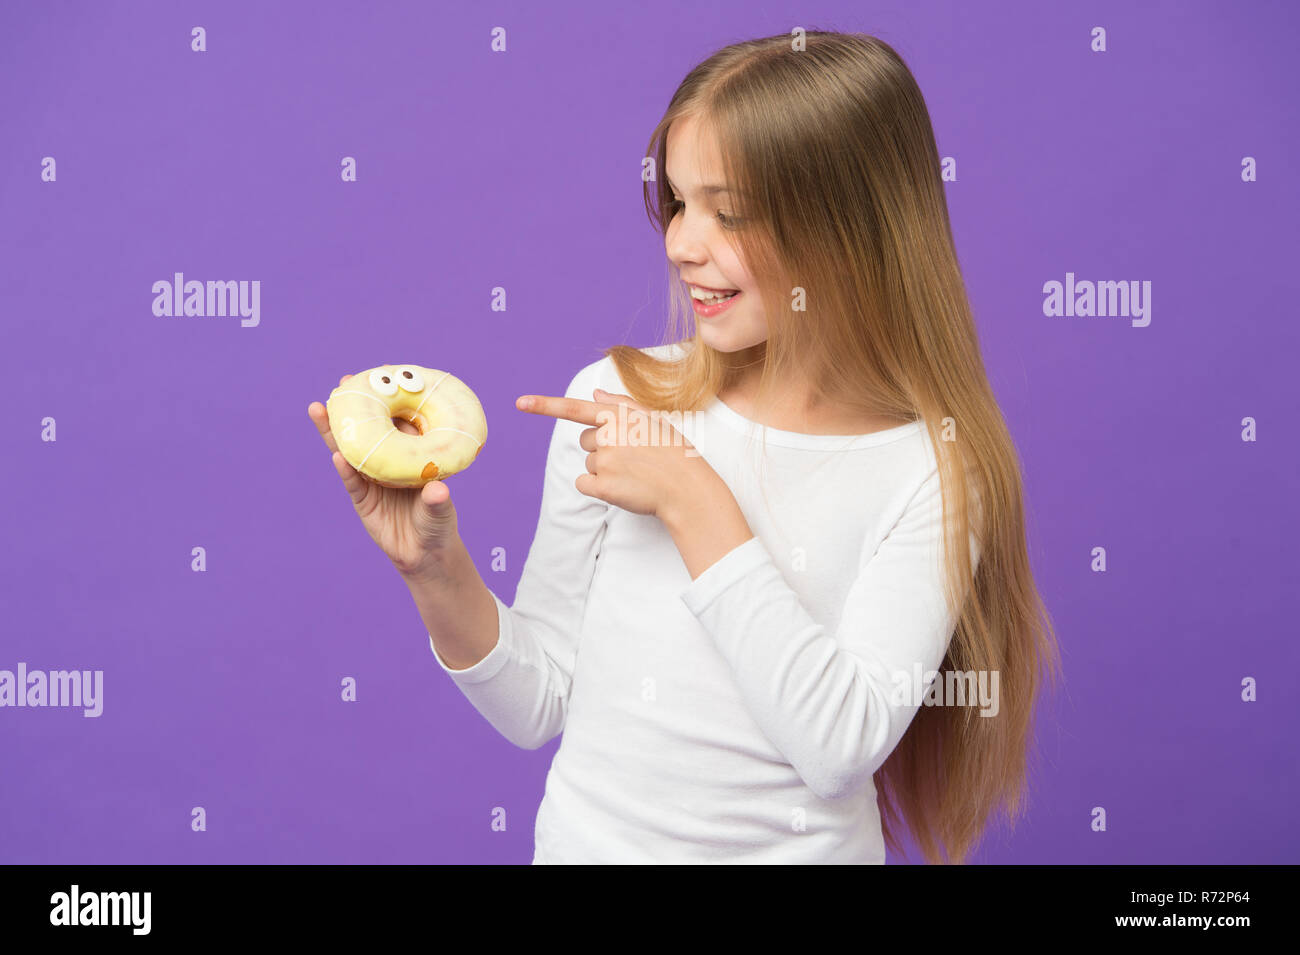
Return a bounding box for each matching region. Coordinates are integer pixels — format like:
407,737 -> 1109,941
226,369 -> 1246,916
357,427 -> 396,469
413,371 -> 452,415
412,373 -> 484,446
427,426 -> 485,447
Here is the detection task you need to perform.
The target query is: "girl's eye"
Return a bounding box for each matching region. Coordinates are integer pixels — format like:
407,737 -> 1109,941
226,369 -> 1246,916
667,197 -> 742,230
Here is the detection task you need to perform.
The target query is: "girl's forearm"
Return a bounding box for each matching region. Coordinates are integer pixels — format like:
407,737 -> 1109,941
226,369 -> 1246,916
400,541 -> 500,670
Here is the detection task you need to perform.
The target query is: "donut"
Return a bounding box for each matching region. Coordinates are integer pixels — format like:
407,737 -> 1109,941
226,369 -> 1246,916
325,364 -> 487,488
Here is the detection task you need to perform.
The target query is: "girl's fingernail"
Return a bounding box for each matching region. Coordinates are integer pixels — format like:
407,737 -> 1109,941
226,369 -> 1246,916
517,396 -> 534,410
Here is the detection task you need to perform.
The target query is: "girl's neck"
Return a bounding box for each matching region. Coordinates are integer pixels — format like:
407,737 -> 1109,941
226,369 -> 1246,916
716,372 -> 911,437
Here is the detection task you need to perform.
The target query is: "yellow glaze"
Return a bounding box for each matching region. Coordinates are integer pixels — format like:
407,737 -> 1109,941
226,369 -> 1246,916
326,364 -> 487,487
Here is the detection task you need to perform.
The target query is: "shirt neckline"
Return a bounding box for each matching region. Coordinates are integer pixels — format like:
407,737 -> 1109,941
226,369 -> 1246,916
703,393 -> 924,450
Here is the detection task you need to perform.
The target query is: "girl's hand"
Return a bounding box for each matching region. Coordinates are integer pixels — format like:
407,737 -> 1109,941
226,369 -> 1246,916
308,374 -> 461,579
516,387 -> 724,524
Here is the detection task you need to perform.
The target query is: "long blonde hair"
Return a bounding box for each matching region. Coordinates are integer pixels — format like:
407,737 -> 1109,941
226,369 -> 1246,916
604,31 -> 1061,864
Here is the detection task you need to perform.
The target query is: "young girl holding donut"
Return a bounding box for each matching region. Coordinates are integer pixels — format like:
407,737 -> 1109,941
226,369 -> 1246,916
308,31 -> 1060,864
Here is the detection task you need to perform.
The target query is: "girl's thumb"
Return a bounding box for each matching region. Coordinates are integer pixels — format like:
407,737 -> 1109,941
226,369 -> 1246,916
417,478 -> 457,535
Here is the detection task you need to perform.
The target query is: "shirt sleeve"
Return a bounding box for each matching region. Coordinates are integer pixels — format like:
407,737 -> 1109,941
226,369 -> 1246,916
426,357 -> 611,750
678,465 -> 981,800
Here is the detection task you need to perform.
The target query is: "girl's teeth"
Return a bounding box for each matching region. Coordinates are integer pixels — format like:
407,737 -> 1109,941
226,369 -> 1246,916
691,287 -> 738,303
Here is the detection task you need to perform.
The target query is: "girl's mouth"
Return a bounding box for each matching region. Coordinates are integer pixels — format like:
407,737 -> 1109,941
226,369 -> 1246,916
690,289 -> 741,318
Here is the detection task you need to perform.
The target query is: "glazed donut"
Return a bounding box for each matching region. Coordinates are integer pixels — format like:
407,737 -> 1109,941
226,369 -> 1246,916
325,364 -> 487,488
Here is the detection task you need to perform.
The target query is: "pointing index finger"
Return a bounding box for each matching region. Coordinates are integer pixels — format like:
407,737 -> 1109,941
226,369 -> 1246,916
516,394 -> 607,426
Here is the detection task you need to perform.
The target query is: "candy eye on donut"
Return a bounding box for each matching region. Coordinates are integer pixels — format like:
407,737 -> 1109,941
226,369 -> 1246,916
395,366 -> 425,393
368,369 -> 399,396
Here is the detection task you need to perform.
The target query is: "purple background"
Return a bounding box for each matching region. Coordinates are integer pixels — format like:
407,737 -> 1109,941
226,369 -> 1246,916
2,0 -> 1296,864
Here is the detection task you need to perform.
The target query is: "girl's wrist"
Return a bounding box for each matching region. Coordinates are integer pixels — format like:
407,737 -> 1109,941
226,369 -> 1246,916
395,539 -> 463,586
661,476 -> 754,581
661,468 -> 736,535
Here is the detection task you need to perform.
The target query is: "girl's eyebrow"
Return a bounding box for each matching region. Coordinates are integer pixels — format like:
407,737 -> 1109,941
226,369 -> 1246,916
666,174 -> 732,197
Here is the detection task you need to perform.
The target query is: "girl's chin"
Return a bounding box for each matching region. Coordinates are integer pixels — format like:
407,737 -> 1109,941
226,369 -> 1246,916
699,325 -> 764,353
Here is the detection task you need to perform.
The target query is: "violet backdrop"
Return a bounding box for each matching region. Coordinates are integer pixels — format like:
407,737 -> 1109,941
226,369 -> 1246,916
1,0 -> 1296,863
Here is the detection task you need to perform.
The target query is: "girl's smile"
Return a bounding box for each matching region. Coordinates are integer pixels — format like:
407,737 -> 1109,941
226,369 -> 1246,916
689,287 -> 742,319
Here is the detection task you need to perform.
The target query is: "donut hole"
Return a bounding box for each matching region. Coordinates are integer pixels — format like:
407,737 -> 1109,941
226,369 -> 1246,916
392,415 -> 422,436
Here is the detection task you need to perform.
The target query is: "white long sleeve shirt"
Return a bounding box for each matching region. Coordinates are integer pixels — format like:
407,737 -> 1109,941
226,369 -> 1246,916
429,342 -> 980,863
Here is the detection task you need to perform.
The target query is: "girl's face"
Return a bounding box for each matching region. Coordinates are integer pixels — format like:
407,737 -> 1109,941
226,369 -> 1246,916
664,115 -> 766,354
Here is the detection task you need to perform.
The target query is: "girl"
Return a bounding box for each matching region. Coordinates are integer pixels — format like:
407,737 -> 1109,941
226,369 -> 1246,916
308,31 -> 1060,864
